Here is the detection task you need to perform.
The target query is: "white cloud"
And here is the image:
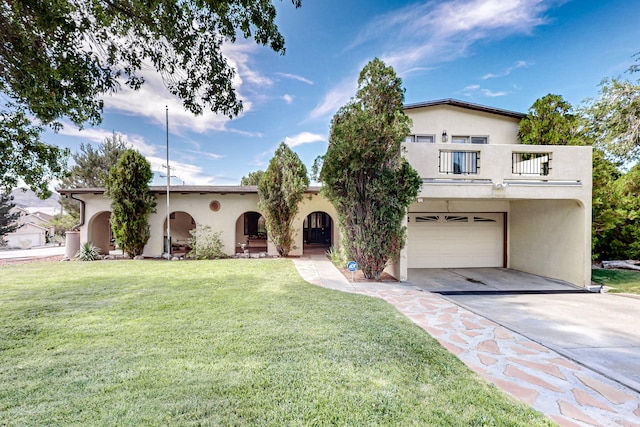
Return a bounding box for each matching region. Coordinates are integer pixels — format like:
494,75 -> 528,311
349,0 -> 552,74
313,0 -> 552,121
103,71 -> 238,135
249,149 -> 273,168
223,42 -> 274,88
187,150 -> 225,160
276,72 -> 315,85
459,84 -> 509,98
308,78 -> 356,121
56,125 -> 156,156
100,40 -> 276,135
482,60 -> 530,79
283,94 -> 294,104
283,132 -> 326,148
147,156 -> 218,186
481,88 -> 509,97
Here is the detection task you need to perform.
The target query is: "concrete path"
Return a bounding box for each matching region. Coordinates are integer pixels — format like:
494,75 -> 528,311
293,255 -> 640,427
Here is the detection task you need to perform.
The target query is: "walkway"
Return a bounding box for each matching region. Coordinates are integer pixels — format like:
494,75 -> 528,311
293,255 -> 640,427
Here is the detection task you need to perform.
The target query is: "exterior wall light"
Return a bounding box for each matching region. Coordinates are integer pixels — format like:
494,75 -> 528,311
442,130 -> 448,142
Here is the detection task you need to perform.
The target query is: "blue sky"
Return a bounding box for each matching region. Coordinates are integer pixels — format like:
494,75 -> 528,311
46,0 -> 640,187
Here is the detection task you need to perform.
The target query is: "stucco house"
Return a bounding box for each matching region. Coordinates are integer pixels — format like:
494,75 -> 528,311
58,99 -> 592,287
4,207 -> 54,248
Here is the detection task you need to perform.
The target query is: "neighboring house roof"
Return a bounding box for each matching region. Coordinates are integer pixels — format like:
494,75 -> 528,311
10,206 -> 28,215
22,212 -> 53,226
403,98 -> 526,120
12,222 -> 48,233
57,186 -> 323,196
24,207 -> 57,218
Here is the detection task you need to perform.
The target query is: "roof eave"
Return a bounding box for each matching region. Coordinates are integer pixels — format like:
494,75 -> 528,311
403,98 -> 526,119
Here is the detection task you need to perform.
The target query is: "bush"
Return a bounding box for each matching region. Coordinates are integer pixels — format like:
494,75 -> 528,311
186,225 -> 228,260
75,242 -> 101,261
326,245 -> 349,268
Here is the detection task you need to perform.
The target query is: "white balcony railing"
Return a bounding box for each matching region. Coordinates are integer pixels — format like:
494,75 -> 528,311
404,143 -> 591,185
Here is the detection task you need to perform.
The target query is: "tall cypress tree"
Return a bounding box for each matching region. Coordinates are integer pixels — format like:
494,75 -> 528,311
106,150 -> 156,258
258,142 -> 308,256
320,58 -> 421,280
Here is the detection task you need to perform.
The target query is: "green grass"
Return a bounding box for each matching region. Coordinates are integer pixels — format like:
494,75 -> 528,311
592,268 -> 640,294
0,259 -> 553,426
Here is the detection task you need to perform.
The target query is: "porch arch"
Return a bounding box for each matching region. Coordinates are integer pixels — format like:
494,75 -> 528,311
87,211 -> 112,254
303,211 -> 333,254
235,211 -> 267,253
163,211 -> 196,255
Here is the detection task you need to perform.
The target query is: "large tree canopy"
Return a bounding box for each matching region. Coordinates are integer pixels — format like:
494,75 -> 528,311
518,94 -> 586,146
583,78 -> 640,162
582,53 -> 640,161
0,0 -> 301,197
57,133 -> 129,219
320,58 -> 421,280
240,170 -> 265,186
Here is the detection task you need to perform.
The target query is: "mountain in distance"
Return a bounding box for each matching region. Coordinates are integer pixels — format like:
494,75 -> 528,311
9,188 -> 61,209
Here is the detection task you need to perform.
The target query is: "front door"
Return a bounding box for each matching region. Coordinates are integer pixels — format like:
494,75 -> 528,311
304,212 -> 332,245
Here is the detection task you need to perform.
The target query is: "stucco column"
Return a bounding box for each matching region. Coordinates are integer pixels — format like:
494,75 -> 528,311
65,231 -> 80,259
399,212 -> 409,281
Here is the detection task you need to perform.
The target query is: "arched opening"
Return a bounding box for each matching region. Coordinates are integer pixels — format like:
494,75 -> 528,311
163,211 -> 196,256
87,211 -> 112,255
303,211 -> 332,254
235,211 -> 267,253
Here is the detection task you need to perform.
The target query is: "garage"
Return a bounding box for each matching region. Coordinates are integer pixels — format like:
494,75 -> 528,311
407,213 -> 505,268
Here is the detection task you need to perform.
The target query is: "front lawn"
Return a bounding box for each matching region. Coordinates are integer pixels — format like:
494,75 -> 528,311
0,259 -> 552,426
592,268 -> 640,294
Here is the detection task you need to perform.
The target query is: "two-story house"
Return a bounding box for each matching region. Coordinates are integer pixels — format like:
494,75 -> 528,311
59,99 -> 592,287
400,99 -> 592,287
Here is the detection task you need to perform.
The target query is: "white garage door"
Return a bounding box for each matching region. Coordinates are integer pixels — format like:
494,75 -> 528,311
408,213 -> 504,268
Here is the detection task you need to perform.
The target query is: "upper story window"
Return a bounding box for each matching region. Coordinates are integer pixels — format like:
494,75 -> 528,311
452,136 -> 488,144
406,134 -> 435,143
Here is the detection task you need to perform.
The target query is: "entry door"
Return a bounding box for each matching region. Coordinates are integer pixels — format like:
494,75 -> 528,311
304,212 -> 332,244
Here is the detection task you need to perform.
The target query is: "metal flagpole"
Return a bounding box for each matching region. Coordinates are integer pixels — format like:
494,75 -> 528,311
166,105 -> 171,259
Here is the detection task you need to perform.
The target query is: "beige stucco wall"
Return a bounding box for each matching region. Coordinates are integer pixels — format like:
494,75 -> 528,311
509,199 -> 591,287
72,191 -> 340,259
77,194 -> 111,250
406,105 -> 521,144
405,143 -> 592,195
88,212 -> 111,254
149,192 -> 262,257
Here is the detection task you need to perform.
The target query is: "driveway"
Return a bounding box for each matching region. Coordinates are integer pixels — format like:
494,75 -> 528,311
407,267 -> 587,294
408,268 -> 640,392
0,245 -> 66,260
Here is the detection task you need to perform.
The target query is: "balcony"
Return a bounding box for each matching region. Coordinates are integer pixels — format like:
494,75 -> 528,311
404,142 -> 592,200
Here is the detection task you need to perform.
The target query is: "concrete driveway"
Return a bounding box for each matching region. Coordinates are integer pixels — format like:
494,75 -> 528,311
407,267 -> 588,294
407,268 -> 640,393
0,245 -> 66,260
